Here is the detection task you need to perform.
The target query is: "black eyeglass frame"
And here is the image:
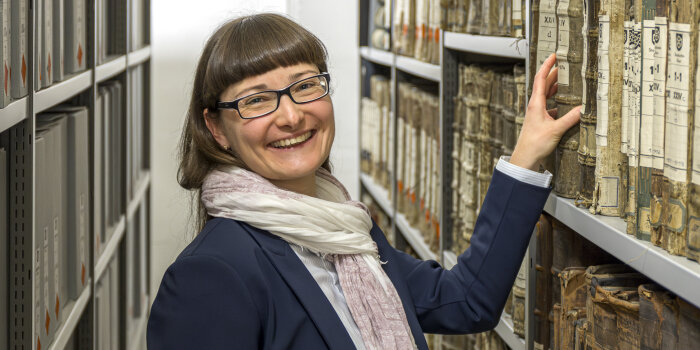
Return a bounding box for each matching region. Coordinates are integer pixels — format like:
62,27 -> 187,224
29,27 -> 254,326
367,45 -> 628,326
214,72 -> 331,119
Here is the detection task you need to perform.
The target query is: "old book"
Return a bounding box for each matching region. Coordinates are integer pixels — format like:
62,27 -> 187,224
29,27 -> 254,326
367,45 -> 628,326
41,0 -> 53,88
428,0 -> 441,64
10,0 -> 27,98
477,69 -> 494,208
593,0 -> 628,217
638,283 -> 668,350
466,0 -> 483,34
555,0 -> 584,199
651,0 -> 670,246
514,65 -> 527,141
500,0 -> 513,37
574,318 -> 590,350
502,72 -> 516,156
661,293 -> 680,349
480,0 -> 499,35
530,0 -> 542,97
553,303 -> 563,350
636,0 -> 657,241
662,0 -> 698,256
534,215 -> 554,350
624,0 -> 641,237
414,0 -> 428,61
52,0 -> 64,82
589,279 -> 645,349
578,0 -> 600,209
489,72 -> 504,158
513,257 -> 527,337
562,308 -> 586,350
677,297 -> 700,349
688,1 -> 700,262
396,0 -> 416,56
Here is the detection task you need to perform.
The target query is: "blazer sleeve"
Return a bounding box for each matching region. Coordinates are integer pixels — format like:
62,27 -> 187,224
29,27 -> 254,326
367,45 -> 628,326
379,169 -> 551,334
147,254 -> 261,349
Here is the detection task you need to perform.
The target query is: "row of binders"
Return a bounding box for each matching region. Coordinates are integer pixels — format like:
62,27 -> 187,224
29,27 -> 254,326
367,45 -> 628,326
33,106 -> 91,350
128,65 -> 147,198
34,0 -> 88,91
360,74 -> 392,190
393,0 -> 444,64
443,0 -> 526,38
96,0 -> 126,64
95,80 -> 125,259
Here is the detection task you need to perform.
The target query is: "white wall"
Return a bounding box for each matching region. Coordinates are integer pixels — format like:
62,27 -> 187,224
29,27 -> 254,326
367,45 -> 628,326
150,0 -> 287,302
150,0 -> 359,300
287,1 -> 360,200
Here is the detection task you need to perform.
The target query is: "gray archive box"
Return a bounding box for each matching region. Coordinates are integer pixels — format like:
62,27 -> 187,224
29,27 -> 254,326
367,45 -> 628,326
2,0 -> 11,106
52,0 -> 64,82
1,147 -> 7,350
34,0 -> 42,88
100,86 -> 111,233
109,81 -> 123,228
41,0 -> 54,89
110,255 -> 120,350
11,0 -> 28,98
64,0 -> 86,73
95,92 -> 105,258
34,133 -> 47,350
51,106 -> 90,299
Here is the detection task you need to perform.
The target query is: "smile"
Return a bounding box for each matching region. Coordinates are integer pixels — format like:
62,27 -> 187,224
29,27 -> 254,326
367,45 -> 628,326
269,130 -> 316,149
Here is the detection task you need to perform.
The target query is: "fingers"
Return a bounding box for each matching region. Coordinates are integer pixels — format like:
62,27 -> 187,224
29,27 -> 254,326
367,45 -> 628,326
532,54 -> 557,101
546,67 -> 559,94
554,105 -> 582,134
547,108 -> 558,118
547,81 -> 558,99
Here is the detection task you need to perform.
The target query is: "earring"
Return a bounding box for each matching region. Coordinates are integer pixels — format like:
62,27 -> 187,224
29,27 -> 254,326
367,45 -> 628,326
226,146 -> 232,152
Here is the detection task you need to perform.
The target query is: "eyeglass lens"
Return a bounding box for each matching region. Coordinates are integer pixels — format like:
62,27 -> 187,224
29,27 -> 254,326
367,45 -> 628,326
238,75 -> 328,118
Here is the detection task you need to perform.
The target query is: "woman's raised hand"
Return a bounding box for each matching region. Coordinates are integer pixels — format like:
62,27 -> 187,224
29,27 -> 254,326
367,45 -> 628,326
510,53 -> 581,171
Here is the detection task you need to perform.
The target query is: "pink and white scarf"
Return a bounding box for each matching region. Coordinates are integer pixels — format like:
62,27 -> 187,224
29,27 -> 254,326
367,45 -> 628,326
201,166 -> 416,349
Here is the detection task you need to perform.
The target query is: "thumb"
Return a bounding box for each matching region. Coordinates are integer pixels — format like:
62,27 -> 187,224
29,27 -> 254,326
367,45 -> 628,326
555,105 -> 582,135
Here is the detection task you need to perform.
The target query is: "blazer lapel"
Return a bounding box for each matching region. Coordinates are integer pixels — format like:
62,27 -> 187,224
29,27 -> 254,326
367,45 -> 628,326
241,223 -> 356,350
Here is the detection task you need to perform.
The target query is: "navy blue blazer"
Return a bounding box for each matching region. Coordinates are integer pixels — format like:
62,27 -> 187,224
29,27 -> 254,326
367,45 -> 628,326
147,169 -> 551,349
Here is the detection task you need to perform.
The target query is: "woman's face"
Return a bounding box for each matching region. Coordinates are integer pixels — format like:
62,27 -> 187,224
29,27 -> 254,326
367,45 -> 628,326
207,63 -> 335,186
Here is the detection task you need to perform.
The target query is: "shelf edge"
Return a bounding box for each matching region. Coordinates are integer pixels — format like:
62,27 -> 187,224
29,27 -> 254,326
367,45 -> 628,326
359,172 -> 393,215
127,172 -> 151,220
127,46 -> 152,68
34,71 -> 92,113
0,97 -> 29,133
494,313 -> 526,350
47,279 -> 92,350
395,55 -> 441,82
96,56 -> 127,83
95,216 -> 127,282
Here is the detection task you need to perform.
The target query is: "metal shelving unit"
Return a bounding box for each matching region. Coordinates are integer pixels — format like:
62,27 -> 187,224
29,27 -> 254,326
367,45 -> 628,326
360,172 -> 393,215
395,213 -> 438,261
96,55 -> 127,83
127,45 -> 152,67
0,97 -> 29,133
360,46 -> 395,66
4,0 -> 153,348
495,313 -> 526,350
395,55 -> 441,82
46,280 -> 93,350
33,71 -> 93,113
95,217 -> 127,282
543,194 -> 700,308
443,32 -> 528,59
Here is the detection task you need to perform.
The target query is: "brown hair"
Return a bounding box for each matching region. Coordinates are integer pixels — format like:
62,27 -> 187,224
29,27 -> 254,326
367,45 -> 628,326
178,13 -> 332,231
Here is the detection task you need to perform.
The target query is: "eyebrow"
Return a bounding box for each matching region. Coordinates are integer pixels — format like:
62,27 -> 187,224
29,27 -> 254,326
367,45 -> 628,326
233,69 -> 320,99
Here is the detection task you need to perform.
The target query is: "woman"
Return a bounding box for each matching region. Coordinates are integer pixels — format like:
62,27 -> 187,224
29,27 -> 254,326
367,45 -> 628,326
147,13 -> 579,350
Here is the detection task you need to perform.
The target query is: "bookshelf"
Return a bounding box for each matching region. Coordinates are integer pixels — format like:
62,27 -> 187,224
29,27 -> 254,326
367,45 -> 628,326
2,0 -> 151,349
359,0 -> 700,346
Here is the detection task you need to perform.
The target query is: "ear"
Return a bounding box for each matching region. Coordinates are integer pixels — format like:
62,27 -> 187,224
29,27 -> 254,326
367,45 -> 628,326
203,108 -> 230,150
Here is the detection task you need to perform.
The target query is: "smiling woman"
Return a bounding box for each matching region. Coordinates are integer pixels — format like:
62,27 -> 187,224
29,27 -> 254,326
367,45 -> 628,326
148,12 -> 581,350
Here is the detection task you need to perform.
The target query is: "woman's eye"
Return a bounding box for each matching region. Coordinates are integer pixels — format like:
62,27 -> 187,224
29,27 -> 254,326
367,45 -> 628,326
244,96 -> 267,105
299,82 -> 317,90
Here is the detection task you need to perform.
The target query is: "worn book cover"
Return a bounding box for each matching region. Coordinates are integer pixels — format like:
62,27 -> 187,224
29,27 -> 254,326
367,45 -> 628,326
662,0 -> 698,256
651,0 -> 670,246
594,0 -> 629,217
466,0 -> 483,34
624,0 -> 641,237
10,0 -> 27,98
535,214 -> 554,350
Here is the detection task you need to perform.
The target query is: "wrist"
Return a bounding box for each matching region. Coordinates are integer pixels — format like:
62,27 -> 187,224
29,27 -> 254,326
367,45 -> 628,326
510,150 -> 540,171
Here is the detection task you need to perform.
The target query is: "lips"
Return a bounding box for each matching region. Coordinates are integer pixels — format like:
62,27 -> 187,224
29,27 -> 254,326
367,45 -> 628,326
269,130 -> 316,149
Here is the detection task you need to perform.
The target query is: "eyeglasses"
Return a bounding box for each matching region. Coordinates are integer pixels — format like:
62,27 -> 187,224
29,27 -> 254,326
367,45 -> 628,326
215,72 -> 331,119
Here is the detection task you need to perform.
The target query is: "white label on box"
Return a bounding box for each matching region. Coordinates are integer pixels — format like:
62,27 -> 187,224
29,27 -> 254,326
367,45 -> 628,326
653,17 -> 668,170
557,0 -> 571,84
664,23 -> 691,182
640,20 -> 656,167
628,22 -> 642,164
596,15 -> 610,146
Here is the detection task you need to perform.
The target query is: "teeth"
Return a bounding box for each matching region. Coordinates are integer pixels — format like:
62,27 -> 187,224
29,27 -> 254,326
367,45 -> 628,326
271,131 -> 313,148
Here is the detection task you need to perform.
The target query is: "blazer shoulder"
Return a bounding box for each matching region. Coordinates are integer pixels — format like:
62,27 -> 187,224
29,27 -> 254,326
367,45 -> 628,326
176,217 -> 262,268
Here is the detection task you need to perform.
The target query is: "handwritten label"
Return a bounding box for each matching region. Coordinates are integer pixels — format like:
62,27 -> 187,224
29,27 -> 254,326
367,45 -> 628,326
653,17 -> 668,170
537,0 -> 558,67
596,15 -> 611,147
640,20 -> 656,167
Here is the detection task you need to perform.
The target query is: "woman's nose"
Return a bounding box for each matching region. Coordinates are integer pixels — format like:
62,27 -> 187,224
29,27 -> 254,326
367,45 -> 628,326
274,94 -> 304,129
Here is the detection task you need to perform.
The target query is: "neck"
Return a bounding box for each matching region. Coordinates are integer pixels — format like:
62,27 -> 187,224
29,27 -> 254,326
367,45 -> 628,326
269,174 -> 317,197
